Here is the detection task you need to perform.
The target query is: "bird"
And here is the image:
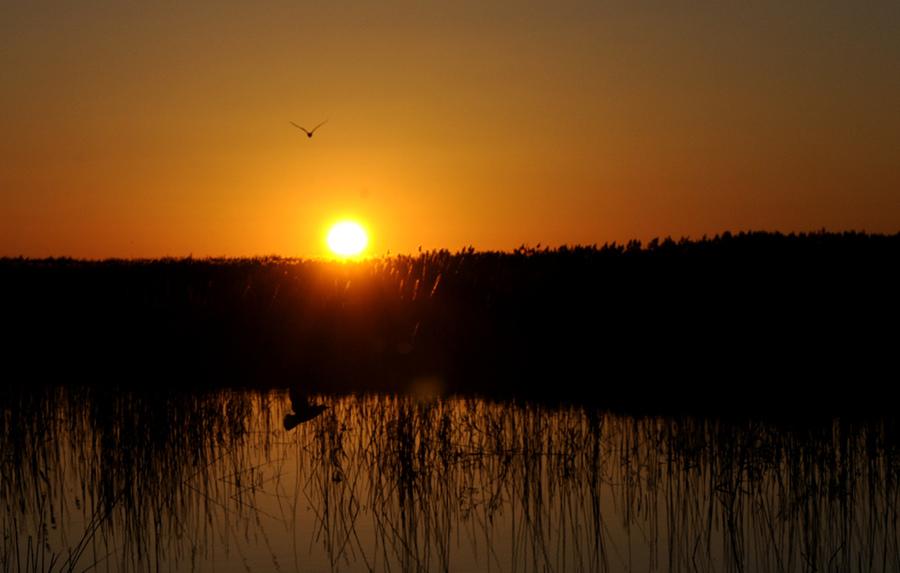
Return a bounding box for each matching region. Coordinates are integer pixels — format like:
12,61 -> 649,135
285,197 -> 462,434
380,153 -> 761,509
290,120 -> 328,138
283,386 -> 327,430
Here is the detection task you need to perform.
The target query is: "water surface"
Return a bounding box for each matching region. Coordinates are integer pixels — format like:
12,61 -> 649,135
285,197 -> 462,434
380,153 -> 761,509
2,387 -> 898,572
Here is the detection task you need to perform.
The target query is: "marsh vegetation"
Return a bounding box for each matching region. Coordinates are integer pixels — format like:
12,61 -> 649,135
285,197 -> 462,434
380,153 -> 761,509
2,231 -> 898,410
2,232 -> 898,570
2,387 -> 899,572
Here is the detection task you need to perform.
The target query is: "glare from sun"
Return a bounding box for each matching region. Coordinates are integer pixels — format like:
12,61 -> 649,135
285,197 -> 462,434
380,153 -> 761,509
327,221 -> 368,257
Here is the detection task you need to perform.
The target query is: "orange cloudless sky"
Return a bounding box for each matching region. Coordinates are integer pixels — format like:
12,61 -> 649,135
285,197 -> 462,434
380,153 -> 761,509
2,1 -> 899,258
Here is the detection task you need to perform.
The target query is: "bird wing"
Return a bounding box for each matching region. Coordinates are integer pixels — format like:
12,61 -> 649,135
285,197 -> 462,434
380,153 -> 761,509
290,121 -> 310,134
309,119 -> 328,134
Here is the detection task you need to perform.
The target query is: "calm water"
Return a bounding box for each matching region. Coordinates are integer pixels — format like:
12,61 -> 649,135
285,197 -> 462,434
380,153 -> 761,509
2,387 -> 899,572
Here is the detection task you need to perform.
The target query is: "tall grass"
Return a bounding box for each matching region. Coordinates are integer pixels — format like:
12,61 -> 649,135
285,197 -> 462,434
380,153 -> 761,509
2,386 -> 899,572
2,231 -> 898,409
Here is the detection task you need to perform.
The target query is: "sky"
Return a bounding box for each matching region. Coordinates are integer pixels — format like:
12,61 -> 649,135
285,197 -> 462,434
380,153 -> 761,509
2,0 -> 899,258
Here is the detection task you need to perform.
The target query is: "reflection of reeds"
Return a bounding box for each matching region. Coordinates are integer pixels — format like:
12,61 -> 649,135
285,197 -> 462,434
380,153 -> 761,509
2,388 -> 900,572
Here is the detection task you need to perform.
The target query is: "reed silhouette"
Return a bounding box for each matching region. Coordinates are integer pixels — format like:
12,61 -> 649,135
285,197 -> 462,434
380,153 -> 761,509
2,232 -> 898,571
2,387 -> 900,572
1,231 -> 898,411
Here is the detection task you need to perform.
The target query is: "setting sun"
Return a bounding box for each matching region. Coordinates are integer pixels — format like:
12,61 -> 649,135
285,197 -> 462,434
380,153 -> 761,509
326,221 -> 368,257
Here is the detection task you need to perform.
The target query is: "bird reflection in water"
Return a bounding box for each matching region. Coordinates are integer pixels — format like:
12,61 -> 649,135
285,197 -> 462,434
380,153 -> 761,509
283,386 -> 327,430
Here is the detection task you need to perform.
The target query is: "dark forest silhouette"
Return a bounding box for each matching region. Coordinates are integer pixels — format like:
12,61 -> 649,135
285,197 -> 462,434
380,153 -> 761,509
2,231 -> 898,412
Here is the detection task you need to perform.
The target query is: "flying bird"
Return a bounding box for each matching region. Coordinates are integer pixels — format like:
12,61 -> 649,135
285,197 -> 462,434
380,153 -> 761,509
291,120 -> 328,138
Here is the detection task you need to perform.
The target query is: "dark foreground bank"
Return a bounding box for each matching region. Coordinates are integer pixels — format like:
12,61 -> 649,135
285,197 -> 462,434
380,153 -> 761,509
2,231 -> 898,413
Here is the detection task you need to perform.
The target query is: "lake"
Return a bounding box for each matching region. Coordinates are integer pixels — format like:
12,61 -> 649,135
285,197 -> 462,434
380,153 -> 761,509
2,386 -> 898,572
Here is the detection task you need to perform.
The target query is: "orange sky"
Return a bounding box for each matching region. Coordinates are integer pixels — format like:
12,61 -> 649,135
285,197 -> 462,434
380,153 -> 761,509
2,1 -> 899,258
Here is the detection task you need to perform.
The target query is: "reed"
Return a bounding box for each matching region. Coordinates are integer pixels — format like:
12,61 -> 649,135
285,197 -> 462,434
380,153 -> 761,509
2,387 -> 899,571
2,231 -> 898,410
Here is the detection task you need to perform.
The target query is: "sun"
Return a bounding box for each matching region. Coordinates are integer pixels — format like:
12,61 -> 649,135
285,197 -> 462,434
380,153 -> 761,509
326,221 -> 368,257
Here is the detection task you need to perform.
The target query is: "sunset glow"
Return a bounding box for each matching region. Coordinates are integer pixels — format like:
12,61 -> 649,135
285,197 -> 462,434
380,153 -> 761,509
3,3 -> 899,572
1,2 -> 898,258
